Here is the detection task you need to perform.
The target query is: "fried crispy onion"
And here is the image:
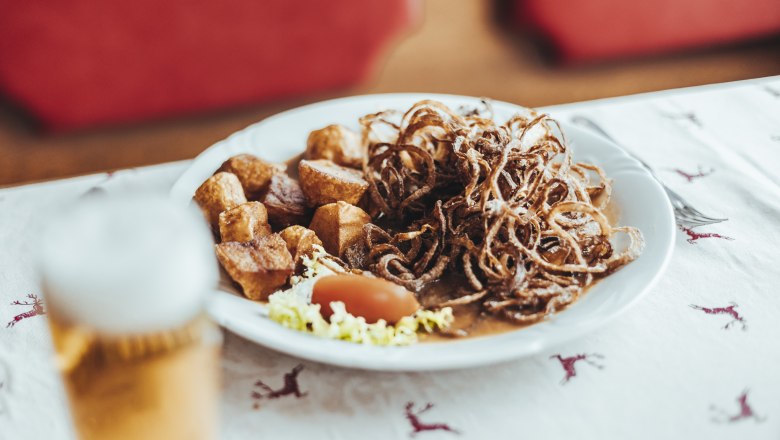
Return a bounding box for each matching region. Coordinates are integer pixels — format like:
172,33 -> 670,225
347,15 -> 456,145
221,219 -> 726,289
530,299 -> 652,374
357,101 -> 644,326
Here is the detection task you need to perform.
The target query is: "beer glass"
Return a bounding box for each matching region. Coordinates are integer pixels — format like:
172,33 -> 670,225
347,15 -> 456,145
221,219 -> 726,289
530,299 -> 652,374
39,194 -> 221,440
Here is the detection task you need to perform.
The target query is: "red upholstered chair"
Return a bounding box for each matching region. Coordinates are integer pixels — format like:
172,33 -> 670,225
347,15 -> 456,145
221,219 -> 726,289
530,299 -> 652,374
0,0 -> 415,131
512,0 -> 780,63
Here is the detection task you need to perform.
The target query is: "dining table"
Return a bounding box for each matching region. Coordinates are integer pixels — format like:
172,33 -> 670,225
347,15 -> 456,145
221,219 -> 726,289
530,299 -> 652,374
1,76 -> 779,439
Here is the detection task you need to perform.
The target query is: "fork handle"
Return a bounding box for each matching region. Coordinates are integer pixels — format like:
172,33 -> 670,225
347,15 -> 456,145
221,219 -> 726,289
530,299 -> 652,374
570,116 -> 657,177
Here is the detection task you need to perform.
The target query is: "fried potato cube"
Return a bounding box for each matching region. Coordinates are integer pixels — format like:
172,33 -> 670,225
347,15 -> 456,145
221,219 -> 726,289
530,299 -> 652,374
305,124 -> 363,168
217,154 -> 285,199
308,201 -> 370,258
279,225 -> 323,269
194,172 -> 247,228
215,234 -> 294,300
298,159 -> 368,206
261,174 -> 312,228
218,202 -> 272,243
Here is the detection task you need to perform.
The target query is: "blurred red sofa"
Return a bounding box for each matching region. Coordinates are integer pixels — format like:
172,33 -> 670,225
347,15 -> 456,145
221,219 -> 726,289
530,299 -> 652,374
513,0 -> 780,63
0,0 -> 415,131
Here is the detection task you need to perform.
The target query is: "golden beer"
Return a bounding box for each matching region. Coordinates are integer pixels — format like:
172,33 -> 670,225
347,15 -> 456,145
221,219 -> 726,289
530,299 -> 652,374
48,311 -> 220,440
39,194 -> 221,440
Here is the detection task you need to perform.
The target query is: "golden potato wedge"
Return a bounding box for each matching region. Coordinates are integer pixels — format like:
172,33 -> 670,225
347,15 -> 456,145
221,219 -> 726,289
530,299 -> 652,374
218,201 -> 272,243
194,172 -> 247,228
217,154 -> 285,199
305,124 -> 363,168
215,234 -> 294,300
261,174 -> 312,228
279,225 -> 323,270
308,201 -> 370,258
298,159 -> 368,206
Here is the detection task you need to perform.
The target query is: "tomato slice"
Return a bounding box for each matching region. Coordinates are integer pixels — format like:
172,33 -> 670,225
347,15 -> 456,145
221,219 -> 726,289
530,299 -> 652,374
311,274 -> 420,324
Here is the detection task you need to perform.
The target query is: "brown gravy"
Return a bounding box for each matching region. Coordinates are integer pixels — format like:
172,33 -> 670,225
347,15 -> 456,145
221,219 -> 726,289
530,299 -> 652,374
420,304 -> 524,343
416,276 -> 527,343
417,200 -> 620,343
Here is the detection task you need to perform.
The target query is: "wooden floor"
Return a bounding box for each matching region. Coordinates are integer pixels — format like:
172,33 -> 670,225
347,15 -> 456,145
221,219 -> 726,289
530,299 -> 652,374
2,0 -> 779,187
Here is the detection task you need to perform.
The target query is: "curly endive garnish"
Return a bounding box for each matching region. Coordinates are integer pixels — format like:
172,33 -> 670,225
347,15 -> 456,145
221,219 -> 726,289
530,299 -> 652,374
358,100 -> 645,326
267,291 -> 454,346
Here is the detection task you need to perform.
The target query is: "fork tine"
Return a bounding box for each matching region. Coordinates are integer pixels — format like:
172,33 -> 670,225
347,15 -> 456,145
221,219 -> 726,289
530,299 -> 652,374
675,214 -> 704,228
680,205 -> 727,224
679,206 -> 708,221
692,217 -> 729,226
668,198 -> 726,227
677,208 -> 712,223
687,219 -> 726,228
674,207 -> 728,227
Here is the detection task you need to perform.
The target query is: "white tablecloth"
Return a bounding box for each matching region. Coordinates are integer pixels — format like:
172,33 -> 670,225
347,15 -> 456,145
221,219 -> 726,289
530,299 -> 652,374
2,77 -> 779,440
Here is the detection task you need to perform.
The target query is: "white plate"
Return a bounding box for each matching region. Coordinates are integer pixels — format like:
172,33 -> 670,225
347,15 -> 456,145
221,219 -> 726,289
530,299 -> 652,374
171,93 -> 675,371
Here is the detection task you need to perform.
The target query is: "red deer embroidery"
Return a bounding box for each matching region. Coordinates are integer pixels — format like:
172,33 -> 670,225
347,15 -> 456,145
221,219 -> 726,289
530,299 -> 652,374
6,294 -> 46,328
679,225 -> 733,244
710,389 -> 765,423
690,302 -> 746,330
404,402 -> 459,437
672,166 -> 713,182
550,353 -> 604,384
251,364 -> 307,409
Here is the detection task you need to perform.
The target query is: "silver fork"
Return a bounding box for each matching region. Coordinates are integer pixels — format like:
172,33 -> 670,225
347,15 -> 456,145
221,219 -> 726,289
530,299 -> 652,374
570,115 -> 728,228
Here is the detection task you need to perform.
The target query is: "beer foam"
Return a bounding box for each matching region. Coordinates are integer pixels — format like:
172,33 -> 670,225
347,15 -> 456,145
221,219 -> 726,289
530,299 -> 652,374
39,193 -> 219,333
